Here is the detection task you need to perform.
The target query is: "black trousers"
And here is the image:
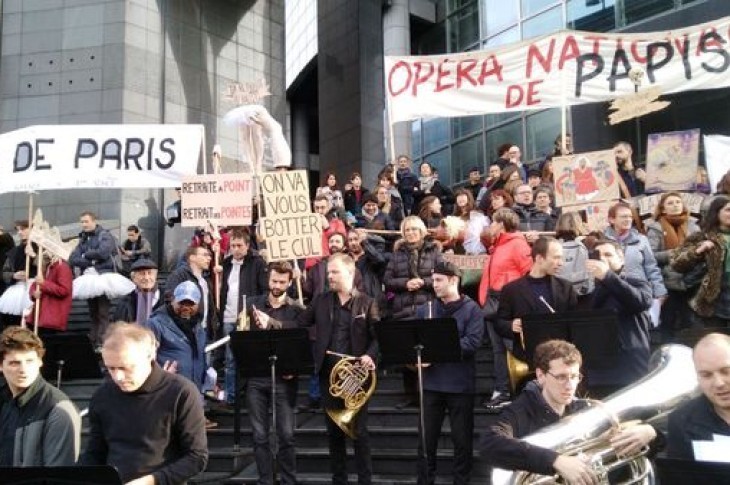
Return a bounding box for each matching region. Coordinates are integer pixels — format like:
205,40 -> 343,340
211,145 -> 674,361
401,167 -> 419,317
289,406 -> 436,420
321,376 -> 372,485
88,295 -> 110,346
417,390 -> 474,485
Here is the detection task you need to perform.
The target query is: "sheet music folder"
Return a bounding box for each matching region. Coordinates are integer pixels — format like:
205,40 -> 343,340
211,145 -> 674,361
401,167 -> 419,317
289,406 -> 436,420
375,318 -> 461,366
654,457 -> 730,485
521,310 -> 620,368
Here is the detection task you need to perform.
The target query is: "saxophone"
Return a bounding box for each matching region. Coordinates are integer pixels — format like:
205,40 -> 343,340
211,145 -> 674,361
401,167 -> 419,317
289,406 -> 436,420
491,344 -> 699,485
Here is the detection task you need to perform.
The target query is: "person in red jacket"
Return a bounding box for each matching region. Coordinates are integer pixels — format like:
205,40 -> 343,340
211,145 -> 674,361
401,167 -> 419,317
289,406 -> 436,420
27,252 -> 73,335
478,208 -> 532,411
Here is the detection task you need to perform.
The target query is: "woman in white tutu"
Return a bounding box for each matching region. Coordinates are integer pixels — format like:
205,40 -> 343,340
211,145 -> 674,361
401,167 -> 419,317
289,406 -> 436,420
0,220 -> 37,328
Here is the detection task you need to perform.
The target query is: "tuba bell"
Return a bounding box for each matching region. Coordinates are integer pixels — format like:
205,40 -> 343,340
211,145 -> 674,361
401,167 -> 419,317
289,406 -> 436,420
491,344 -> 699,485
325,351 -> 377,439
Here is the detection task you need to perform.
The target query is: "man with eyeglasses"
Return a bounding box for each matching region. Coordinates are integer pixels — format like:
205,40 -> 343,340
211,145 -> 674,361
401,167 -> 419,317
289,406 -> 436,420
511,184 -> 556,243
481,340 -> 658,485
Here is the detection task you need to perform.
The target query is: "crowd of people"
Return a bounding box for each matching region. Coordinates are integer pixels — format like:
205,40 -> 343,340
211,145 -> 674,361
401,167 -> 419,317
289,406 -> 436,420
0,135 -> 729,484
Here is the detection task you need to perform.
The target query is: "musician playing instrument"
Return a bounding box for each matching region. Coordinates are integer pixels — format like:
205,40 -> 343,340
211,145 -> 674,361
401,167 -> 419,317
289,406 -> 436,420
481,340 -> 658,485
257,253 -> 378,485
415,262 -> 484,485
247,262 -> 304,485
667,333 -> 730,459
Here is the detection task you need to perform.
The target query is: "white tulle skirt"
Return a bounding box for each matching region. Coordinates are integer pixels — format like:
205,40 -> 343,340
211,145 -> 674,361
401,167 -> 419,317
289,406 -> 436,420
73,268 -> 135,300
0,281 -> 33,315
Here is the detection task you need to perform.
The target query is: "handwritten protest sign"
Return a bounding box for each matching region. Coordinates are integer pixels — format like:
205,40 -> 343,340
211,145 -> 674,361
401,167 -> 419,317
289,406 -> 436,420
385,16 -> 730,122
442,254 -> 488,270
0,124 -> 202,193
553,150 -> 618,207
608,86 -> 671,125
181,173 -> 253,227
631,192 -> 706,217
259,170 -> 323,261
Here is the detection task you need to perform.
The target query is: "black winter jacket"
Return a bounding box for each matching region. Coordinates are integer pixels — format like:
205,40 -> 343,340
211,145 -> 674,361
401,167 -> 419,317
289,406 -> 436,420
384,238 -> 444,319
480,381 -> 588,475
218,251 -> 268,321
69,225 -> 117,274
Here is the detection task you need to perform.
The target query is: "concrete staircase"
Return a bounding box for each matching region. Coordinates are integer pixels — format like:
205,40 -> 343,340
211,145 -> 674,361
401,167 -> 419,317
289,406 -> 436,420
58,287 -> 499,484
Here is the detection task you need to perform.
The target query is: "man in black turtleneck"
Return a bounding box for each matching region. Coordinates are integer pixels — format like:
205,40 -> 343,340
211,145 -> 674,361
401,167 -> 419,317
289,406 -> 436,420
496,237 -> 577,363
415,261 -> 484,485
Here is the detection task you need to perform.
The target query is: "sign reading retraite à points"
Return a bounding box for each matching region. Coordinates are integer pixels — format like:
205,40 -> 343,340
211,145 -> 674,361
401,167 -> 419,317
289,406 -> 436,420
181,173 -> 254,227
259,170 -> 322,261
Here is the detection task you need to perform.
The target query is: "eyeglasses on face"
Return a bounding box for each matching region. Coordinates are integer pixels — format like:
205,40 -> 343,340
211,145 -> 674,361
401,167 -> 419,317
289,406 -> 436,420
546,370 -> 583,384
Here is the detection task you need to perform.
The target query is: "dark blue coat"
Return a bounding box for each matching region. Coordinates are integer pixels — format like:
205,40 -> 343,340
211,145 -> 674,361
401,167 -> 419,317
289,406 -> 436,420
145,305 -> 207,391
68,225 -> 116,274
589,270 -> 652,387
416,296 -> 484,393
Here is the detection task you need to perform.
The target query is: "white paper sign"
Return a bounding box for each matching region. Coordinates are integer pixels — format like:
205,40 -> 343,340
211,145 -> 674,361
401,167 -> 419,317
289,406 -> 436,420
0,124 -> 203,193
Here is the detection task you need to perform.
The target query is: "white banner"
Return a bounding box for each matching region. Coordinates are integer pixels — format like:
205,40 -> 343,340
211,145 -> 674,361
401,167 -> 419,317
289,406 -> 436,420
0,124 -> 203,193
385,16 -> 730,122
704,134 -> 730,193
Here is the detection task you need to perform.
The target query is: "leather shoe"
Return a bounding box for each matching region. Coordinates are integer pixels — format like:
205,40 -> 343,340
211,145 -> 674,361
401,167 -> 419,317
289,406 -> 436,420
394,399 -> 417,410
482,393 -> 511,413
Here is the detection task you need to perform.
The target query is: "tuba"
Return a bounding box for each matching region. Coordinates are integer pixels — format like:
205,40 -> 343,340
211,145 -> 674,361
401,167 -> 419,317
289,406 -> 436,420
326,351 -> 377,439
492,344 -> 699,485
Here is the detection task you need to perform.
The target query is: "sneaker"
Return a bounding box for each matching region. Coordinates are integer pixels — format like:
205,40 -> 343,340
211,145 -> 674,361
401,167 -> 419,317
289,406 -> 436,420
482,393 -> 511,413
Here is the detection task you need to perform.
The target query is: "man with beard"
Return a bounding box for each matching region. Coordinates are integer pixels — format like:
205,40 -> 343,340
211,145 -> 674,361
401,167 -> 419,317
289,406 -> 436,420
614,141 -> 646,197
245,262 -> 305,485
144,282 -> 206,394
415,262 -> 484,485
112,258 -> 162,325
165,246 -> 217,340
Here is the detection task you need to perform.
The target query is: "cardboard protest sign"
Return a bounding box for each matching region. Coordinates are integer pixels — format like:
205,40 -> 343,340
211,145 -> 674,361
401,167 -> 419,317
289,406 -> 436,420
645,129 -> 700,193
259,170 -> 323,261
607,86 -> 671,125
385,16 -> 730,122
442,254 -> 487,270
631,192 -> 706,217
564,200 -> 616,233
181,173 -> 253,227
0,124 -> 203,193
553,150 -> 618,207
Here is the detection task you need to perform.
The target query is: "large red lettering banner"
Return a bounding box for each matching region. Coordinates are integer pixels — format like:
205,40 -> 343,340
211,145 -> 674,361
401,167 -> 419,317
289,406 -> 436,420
385,16 -> 730,123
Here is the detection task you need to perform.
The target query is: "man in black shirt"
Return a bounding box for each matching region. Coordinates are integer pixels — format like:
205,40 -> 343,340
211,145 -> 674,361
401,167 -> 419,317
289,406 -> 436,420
295,253 -> 379,485
667,333 -> 730,459
497,237 -> 577,365
80,323 -> 208,484
248,262 -> 305,485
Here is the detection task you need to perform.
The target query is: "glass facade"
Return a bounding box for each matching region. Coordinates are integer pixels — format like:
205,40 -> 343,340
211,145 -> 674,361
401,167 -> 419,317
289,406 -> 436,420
410,0 -> 703,186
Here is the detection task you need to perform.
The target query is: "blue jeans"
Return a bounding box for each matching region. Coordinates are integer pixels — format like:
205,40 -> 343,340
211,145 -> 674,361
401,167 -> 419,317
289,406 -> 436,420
246,376 -> 298,485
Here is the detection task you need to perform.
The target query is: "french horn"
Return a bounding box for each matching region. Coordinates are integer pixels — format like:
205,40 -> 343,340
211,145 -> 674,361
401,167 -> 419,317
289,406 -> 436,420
491,344 -> 699,485
325,351 -> 377,439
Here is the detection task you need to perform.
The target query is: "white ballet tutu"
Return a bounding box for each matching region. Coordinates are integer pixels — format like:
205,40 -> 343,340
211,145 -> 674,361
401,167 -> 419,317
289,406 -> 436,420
0,281 -> 34,315
73,268 -> 135,300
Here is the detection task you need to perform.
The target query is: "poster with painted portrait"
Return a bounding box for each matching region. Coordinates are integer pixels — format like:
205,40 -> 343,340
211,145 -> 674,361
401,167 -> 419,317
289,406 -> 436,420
553,149 -> 619,207
645,129 -> 700,193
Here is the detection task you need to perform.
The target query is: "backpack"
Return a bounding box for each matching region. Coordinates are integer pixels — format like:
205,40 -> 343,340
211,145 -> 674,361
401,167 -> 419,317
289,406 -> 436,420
557,240 -> 593,296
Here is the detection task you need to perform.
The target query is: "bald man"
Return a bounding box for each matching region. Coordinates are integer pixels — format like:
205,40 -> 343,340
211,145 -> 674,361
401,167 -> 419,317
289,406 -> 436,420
666,333 -> 730,459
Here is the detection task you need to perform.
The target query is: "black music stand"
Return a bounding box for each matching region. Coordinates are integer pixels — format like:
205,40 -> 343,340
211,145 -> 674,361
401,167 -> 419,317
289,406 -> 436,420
375,318 -> 461,473
230,328 -> 312,484
521,310 -> 620,369
41,333 -> 102,387
0,465 -> 122,484
654,457 -> 730,485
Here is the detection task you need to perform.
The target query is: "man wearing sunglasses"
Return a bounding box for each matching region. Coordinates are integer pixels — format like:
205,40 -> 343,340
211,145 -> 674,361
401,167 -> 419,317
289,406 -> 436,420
481,339 -> 658,485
